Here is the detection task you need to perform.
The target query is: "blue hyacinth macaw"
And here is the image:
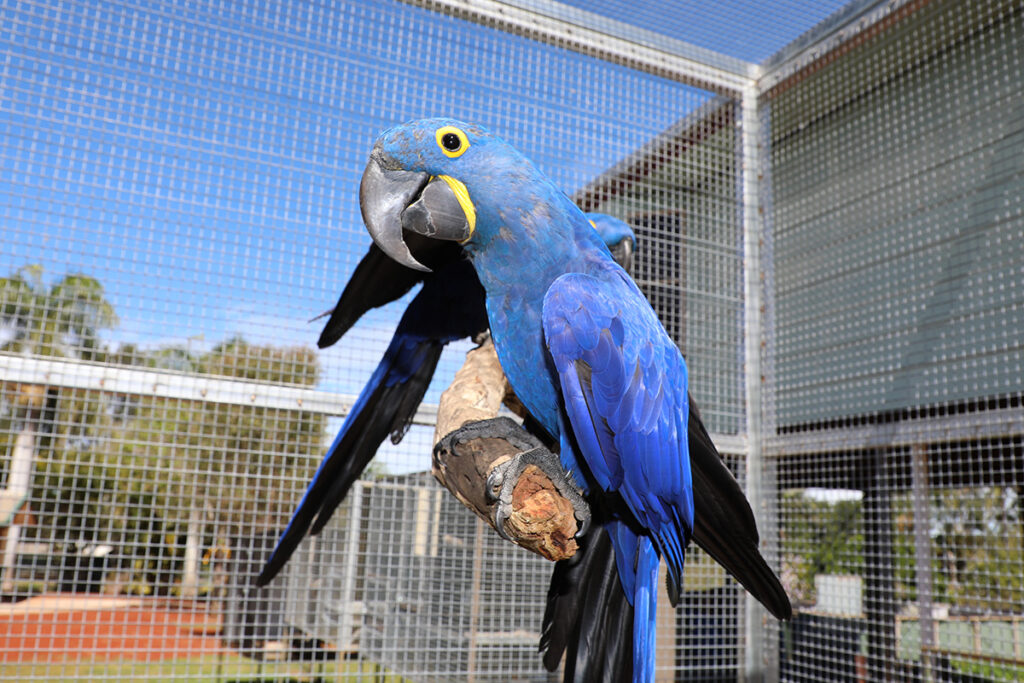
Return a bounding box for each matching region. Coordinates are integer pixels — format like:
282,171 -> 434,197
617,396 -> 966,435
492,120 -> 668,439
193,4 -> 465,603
355,118 -> 786,681
259,121 -> 790,679
255,212 -> 633,588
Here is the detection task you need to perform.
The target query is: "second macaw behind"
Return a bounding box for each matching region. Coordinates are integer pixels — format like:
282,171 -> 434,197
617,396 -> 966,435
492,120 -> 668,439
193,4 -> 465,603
358,118 -> 787,681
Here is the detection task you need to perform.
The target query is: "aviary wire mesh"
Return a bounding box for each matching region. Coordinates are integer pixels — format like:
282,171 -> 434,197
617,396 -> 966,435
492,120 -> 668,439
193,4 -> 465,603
762,1 -> 1024,680
0,0 -> 1021,681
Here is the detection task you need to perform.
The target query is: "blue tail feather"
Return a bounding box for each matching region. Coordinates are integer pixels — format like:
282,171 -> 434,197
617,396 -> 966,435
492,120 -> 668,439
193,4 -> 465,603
633,535 -> 659,683
606,520 -> 659,683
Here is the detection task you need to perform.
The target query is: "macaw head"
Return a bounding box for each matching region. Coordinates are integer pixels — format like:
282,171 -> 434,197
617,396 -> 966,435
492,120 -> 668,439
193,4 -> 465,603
359,117 -> 562,272
587,213 -> 636,275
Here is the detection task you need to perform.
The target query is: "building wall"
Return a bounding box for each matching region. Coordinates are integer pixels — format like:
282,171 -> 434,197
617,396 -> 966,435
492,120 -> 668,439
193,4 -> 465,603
768,0 -> 1024,427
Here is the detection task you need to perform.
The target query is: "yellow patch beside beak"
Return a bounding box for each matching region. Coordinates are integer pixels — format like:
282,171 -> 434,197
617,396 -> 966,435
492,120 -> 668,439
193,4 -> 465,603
435,175 -> 476,242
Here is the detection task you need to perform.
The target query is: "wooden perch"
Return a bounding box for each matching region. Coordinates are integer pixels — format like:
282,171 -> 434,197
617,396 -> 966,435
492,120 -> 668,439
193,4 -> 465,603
432,337 -> 509,443
432,338 -> 583,561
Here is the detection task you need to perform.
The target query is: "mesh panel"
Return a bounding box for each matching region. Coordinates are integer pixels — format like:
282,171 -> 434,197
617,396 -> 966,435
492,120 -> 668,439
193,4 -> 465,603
765,2 -> 1024,682
768,0 -> 1024,429
1,0 -> 1022,681
0,0 -> 727,679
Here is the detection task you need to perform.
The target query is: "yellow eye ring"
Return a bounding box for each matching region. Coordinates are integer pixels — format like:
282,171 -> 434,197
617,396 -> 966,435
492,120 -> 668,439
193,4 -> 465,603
436,126 -> 469,158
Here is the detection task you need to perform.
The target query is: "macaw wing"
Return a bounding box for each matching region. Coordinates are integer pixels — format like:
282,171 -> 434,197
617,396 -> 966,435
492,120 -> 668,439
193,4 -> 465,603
257,258 -> 487,587
318,239 -> 464,348
688,398 -> 793,619
542,271 -> 694,601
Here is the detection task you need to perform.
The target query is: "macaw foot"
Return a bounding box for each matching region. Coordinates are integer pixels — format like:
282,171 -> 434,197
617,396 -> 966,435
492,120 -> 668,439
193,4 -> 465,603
433,416 -> 590,561
486,445 -> 590,542
440,415 -> 545,455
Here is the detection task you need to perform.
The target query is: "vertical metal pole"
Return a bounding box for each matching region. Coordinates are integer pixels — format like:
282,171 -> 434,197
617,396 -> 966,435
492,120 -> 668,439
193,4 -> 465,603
911,444 -> 934,681
1,406 -> 39,593
741,80 -> 767,683
340,481 -> 365,647
467,517 -> 485,683
862,451 -> 897,681
180,506 -> 203,598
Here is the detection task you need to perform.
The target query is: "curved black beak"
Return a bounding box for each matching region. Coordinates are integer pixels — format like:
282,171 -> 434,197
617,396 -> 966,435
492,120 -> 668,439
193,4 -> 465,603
360,149 -> 475,272
360,154 -> 431,272
612,238 -> 635,275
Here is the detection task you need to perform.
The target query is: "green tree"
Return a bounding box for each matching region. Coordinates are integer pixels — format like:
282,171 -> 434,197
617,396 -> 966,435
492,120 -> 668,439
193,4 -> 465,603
893,486 -> 1023,611
194,336 -> 323,528
1,264 -> 119,470
1,264 -> 119,483
930,487 -> 1022,612
0,265 -> 117,359
783,485 -> 1024,614
780,490 -> 864,605
0,265 -> 119,590
27,338 -> 325,594
3,266 -> 326,595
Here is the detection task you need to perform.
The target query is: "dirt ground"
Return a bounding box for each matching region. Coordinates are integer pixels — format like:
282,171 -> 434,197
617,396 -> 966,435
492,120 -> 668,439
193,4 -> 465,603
0,594 -> 225,662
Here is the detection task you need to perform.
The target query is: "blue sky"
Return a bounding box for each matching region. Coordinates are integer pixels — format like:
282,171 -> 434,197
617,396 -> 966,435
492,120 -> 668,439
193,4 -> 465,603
548,0 -> 851,63
1,0 -> 852,472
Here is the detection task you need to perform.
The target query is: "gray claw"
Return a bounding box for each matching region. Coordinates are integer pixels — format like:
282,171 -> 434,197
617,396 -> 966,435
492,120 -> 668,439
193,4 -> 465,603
575,505 -> 592,536
486,447 -> 590,538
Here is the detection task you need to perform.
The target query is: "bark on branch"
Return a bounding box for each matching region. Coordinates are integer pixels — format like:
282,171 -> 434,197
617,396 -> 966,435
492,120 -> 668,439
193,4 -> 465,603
431,338 -> 582,561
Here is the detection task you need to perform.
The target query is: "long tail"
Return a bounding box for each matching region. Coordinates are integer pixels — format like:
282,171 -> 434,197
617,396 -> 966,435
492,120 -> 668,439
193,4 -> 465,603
603,521 -> 660,683
540,397 -> 791,681
688,397 -> 792,620
256,332 -> 442,586
633,535 -> 659,683
541,526 -> 633,683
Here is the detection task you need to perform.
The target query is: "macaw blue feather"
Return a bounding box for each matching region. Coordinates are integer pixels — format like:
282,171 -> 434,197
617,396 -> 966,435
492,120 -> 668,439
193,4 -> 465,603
364,118 -> 698,680
264,118 -> 792,683
633,536 -> 659,682
544,271 -> 695,565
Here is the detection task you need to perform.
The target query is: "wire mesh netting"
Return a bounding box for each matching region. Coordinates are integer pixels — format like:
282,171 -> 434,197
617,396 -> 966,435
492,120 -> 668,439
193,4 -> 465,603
0,0 -> 1021,681
763,1 -> 1024,681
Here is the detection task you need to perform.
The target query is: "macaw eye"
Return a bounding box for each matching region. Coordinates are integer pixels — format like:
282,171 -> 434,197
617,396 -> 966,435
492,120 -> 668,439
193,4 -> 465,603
441,133 -> 460,150
435,126 -> 469,158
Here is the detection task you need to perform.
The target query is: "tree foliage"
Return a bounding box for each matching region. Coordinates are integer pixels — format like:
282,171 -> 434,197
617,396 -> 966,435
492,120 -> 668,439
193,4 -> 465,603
895,486 -> 1023,613
2,266 -> 326,594
25,340 -> 326,593
780,491 -> 864,606
783,485 -> 1023,613
0,265 -> 118,359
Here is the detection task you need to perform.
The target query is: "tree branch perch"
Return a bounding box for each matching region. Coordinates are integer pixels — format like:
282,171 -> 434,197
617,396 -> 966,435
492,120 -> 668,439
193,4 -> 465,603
432,337 -> 584,561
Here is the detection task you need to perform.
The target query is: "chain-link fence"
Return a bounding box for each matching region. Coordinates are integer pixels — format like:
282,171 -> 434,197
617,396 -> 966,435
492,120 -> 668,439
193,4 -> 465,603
1,0 -> 1021,680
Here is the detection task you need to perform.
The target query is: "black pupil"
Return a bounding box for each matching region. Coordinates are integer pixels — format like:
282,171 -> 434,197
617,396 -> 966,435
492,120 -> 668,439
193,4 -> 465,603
442,132 -> 461,151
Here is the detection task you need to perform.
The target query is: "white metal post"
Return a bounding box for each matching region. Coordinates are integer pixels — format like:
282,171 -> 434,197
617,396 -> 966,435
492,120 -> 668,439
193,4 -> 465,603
740,80 -> 768,683
0,398 -> 40,593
